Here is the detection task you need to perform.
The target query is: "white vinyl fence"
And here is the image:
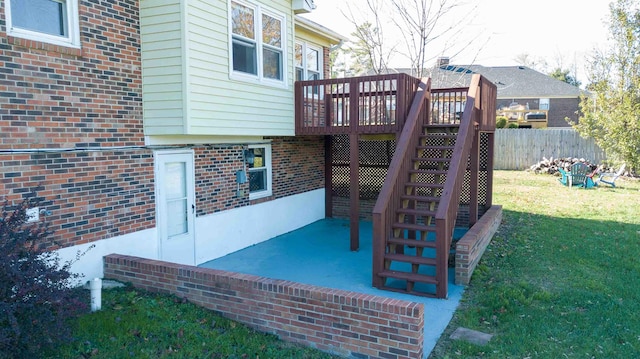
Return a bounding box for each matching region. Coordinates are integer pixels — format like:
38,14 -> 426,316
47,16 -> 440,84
494,128 -> 606,170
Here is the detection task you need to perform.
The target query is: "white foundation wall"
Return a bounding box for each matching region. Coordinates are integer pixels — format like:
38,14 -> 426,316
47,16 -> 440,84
56,228 -> 158,285
194,189 -> 325,264
55,189 -> 325,283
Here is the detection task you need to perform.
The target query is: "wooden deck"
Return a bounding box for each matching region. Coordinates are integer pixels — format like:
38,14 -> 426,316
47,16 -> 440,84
294,74 -> 497,298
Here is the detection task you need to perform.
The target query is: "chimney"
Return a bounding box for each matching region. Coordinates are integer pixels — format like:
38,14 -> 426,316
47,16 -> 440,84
437,57 -> 450,67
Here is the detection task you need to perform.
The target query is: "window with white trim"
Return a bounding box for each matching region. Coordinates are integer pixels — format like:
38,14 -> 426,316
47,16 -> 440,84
295,41 -> 322,82
5,0 -> 80,48
230,1 -> 285,84
247,144 -> 272,200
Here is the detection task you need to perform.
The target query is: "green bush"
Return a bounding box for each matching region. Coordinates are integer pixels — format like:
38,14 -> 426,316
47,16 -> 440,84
0,195 -> 88,358
507,123 -> 519,128
496,116 -> 508,128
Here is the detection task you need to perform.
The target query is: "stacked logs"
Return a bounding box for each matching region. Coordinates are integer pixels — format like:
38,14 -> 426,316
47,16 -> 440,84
527,157 -> 599,175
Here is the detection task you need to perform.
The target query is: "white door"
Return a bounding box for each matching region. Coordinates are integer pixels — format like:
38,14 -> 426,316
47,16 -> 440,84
155,150 -> 196,265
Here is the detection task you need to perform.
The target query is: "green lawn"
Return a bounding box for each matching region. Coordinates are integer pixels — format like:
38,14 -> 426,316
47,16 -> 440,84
49,287 -> 338,359
430,170 -> 640,358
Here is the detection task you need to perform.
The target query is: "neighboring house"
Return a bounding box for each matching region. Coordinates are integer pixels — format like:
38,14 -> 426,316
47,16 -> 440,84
389,61 -> 584,127
0,0 -> 344,280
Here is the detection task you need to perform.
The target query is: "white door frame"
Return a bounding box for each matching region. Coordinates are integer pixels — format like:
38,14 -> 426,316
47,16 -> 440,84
154,149 -> 196,265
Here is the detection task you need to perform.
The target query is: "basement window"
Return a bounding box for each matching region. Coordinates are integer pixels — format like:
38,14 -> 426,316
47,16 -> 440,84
5,0 -> 80,48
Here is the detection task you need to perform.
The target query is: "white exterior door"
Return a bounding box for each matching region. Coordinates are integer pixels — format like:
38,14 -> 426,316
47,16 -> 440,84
155,150 -> 196,265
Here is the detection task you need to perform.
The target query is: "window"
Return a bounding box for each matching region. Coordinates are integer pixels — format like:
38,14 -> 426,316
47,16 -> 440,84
5,0 -> 80,48
230,1 -> 285,84
295,41 -> 322,82
247,144 -> 272,200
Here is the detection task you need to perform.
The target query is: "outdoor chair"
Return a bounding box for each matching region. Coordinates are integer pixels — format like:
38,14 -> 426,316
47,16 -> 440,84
557,168 -> 570,186
596,164 -> 626,187
558,163 -> 596,188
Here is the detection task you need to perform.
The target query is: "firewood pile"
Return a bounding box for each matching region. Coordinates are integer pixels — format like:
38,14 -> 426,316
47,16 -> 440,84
527,157 -> 600,175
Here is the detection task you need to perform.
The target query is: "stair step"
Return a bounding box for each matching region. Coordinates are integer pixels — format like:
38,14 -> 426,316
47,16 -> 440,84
388,237 -> 437,248
422,123 -> 460,128
384,253 -> 436,266
421,133 -> 458,138
378,270 -> 438,285
400,194 -> 441,203
408,169 -> 448,176
413,157 -> 451,163
405,182 -> 444,189
396,208 -> 437,217
416,145 -> 454,150
392,222 -> 437,232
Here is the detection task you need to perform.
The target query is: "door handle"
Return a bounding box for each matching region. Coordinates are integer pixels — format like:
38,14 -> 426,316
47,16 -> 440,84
191,204 -> 195,214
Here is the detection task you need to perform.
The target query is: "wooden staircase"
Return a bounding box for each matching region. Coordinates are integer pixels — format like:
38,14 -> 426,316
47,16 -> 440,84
377,124 -> 459,297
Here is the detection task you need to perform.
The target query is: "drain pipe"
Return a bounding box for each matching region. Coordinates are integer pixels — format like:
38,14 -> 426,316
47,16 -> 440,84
89,278 -> 102,312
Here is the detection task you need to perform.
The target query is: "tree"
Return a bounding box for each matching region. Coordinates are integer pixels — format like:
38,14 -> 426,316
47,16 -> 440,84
549,68 -> 582,87
573,0 -> 640,172
341,0 -> 475,78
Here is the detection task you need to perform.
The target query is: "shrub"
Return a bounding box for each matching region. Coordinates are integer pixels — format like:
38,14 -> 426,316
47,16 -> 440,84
507,123 -> 519,128
0,195 -> 88,358
496,116 -> 508,128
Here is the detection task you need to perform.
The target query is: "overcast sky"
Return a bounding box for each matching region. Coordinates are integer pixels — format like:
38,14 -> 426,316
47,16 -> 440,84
302,0 -> 612,84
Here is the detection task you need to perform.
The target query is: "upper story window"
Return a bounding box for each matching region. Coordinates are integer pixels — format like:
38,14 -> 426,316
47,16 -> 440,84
5,0 -> 80,48
295,41 -> 322,81
230,1 -> 286,85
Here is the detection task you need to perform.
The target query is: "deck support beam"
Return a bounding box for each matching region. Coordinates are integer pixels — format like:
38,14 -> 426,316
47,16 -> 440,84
325,135 -> 333,218
349,132 -> 360,251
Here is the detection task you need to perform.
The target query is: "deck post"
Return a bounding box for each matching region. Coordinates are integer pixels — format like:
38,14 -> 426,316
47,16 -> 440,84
325,135 -> 333,218
349,132 -> 360,251
469,126 -> 480,227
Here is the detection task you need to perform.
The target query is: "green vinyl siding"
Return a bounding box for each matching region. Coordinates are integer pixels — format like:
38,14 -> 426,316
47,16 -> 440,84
141,0 -> 296,138
141,0 -> 185,135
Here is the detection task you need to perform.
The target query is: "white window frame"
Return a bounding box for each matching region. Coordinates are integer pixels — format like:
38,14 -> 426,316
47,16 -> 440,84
295,41 -> 322,82
229,0 -> 287,88
5,0 -> 81,49
248,143 -> 272,200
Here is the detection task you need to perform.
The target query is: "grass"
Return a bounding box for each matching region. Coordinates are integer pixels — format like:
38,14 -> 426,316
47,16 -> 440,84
48,287 -> 338,359
430,171 -> 640,358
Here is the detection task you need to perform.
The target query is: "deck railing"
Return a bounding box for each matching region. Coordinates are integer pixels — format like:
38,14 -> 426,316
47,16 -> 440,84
295,74 -> 420,135
433,74 -> 496,297
371,78 -> 432,289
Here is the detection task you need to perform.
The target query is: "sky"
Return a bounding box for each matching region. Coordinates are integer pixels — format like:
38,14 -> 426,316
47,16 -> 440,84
301,0 -> 613,85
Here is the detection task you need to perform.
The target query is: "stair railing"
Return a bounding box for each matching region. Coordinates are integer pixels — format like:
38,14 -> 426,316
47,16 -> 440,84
433,74 -> 491,298
372,78 -> 431,289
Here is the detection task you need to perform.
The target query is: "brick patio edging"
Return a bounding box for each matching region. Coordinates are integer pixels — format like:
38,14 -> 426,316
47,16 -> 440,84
455,205 -> 503,285
104,254 -> 425,359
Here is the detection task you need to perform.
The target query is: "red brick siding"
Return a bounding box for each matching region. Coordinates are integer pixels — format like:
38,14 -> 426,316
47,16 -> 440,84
104,254 -> 425,359
0,150 -> 155,249
194,145 -> 249,215
269,136 -> 325,199
0,0 -> 143,148
455,205 -> 502,285
0,0 -> 150,250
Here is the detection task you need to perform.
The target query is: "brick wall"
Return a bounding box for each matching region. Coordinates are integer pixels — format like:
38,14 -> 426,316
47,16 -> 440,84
194,137 -> 325,213
0,0 -> 150,249
549,97 -> 579,127
104,254 -> 425,359
0,150 -> 155,249
455,205 -> 502,285
0,0 -> 143,148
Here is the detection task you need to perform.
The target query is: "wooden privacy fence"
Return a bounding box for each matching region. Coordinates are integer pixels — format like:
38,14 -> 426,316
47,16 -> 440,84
494,128 -> 606,170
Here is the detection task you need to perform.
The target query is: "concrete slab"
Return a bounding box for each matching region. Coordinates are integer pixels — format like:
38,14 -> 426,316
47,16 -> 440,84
199,218 -> 466,358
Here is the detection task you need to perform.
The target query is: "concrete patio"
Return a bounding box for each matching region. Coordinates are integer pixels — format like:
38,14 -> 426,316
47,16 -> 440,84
199,218 -> 466,357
